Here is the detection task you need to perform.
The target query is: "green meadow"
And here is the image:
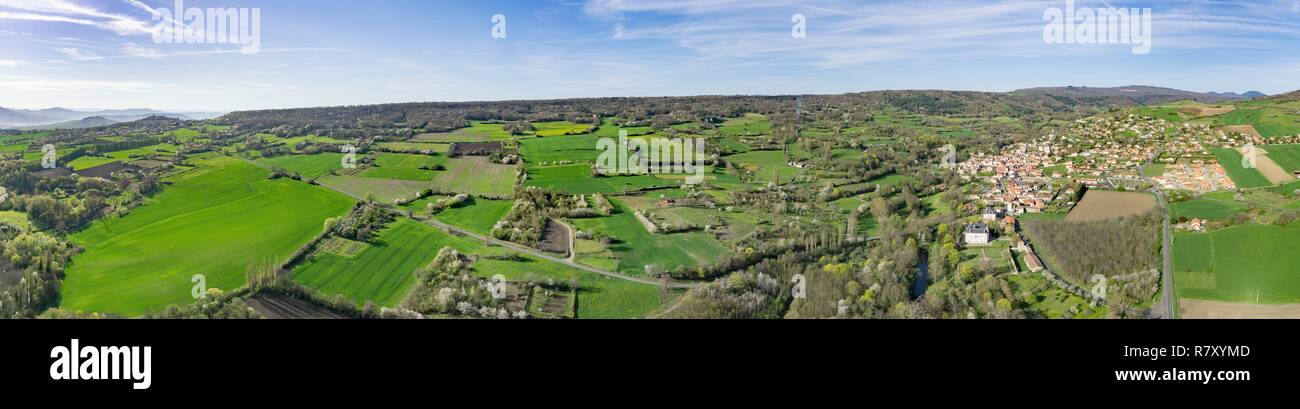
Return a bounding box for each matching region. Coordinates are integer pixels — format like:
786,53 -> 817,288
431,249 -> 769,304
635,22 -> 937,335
1213,148 -> 1272,188
717,114 -> 770,136
61,157 -> 356,316
429,157 -> 517,198
1171,196 -> 1246,221
292,218 -> 465,307
525,164 -> 665,194
1263,144 -> 1300,173
569,199 -> 728,276
362,153 -> 445,181
724,151 -> 801,184
257,153 -> 346,179
1174,224 -> 1300,303
432,198 -> 512,235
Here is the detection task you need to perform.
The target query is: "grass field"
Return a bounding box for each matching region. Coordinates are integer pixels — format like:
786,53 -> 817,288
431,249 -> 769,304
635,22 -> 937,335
724,150 -> 800,184
1262,144 -> 1300,174
375,142 -> 449,154
257,153 -> 346,179
531,121 -> 592,137
717,114 -> 770,136
432,198 -> 512,235
66,156 -> 121,171
1171,196 -> 1246,221
0,210 -> 31,230
1213,148 -> 1273,188
472,256 -> 662,318
519,133 -> 603,163
292,218 -> 467,307
61,157 -> 355,316
1173,224 -> 1300,303
430,157 -> 517,198
414,121 -> 514,142
361,153 -> 445,181
525,164 -> 665,194
318,175 -> 429,203
1220,108 -> 1300,138
569,199 -> 728,276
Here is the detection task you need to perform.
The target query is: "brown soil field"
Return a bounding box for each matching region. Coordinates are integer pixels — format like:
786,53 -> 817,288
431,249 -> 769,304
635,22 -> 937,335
1222,125 -> 1263,139
246,293 -> 350,319
1249,147 -> 1294,185
538,219 -> 570,255
1180,299 -> 1300,319
1180,105 -> 1235,117
1064,190 -> 1158,222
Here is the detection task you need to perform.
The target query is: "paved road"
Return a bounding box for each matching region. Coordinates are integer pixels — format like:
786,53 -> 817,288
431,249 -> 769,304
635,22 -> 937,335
1154,190 -> 1175,319
1139,152 -> 1176,319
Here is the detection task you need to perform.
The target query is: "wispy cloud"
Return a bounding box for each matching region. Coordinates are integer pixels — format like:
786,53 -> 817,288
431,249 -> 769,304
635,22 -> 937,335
0,0 -> 153,35
582,0 -> 1300,68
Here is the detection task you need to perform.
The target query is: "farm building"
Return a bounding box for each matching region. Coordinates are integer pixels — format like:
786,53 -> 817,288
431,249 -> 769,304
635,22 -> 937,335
964,223 -> 991,245
1023,250 -> 1045,273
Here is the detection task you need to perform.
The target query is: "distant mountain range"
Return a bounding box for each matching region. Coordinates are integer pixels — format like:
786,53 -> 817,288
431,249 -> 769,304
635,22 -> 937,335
1011,86 -> 1267,105
0,107 -> 225,129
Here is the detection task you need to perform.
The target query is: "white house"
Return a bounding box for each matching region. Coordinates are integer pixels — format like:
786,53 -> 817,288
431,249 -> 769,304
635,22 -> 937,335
964,223 -> 991,245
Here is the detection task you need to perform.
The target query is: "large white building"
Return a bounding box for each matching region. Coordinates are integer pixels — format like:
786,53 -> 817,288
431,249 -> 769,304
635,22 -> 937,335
964,223 -> 991,245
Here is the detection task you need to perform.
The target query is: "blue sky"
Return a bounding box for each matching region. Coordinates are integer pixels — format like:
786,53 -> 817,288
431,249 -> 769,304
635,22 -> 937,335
1,0 -> 1299,111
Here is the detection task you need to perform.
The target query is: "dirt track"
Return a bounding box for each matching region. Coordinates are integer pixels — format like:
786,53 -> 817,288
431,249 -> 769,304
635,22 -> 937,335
1180,299 -> 1300,319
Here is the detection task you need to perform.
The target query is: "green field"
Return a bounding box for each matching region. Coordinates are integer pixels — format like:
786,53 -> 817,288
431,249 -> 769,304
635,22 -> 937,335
525,164 -> 665,194
531,121 -> 592,137
1171,195 -> 1246,221
432,198 -> 512,235
519,133 -> 603,163
257,153 -> 346,179
375,142 -> 449,154
318,175 -> 429,203
361,153 -> 445,181
1213,148 -> 1273,188
1173,224 -> 1300,303
430,157 -> 517,198
717,114 -> 770,136
1220,108 -> 1300,138
569,199 -> 728,276
415,121 -> 514,142
65,156 -> 121,171
0,210 -> 31,230
724,151 -> 800,184
473,257 -> 661,318
292,218 -> 465,307
1263,144 -> 1300,173
61,157 -> 356,316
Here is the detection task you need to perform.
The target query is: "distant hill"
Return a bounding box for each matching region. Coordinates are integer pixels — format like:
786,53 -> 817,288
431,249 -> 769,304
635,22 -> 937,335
1011,86 -> 1257,105
0,107 -> 224,128
18,116 -> 118,131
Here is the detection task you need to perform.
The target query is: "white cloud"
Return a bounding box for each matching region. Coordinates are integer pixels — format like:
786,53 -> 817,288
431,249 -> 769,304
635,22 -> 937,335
0,0 -> 153,35
0,59 -> 28,67
53,47 -> 101,60
121,43 -> 164,59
